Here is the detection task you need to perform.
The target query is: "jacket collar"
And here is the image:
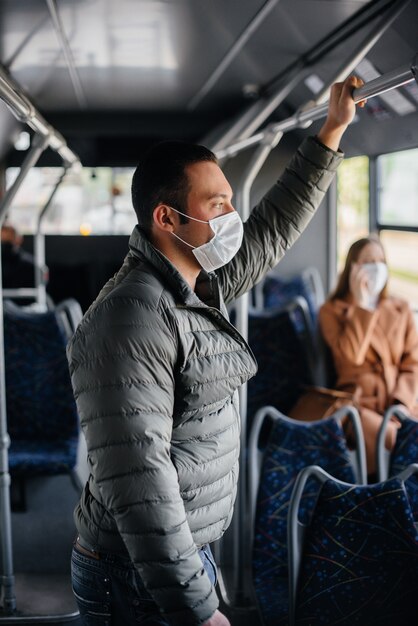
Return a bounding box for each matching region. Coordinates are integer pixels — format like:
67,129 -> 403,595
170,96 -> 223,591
128,225 -> 219,309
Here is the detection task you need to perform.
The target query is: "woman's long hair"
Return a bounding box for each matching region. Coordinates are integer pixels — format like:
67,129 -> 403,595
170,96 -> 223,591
330,234 -> 389,301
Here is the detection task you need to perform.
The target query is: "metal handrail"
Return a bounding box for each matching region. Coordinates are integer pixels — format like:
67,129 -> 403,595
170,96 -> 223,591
0,65 -> 81,616
0,65 -> 79,167
217,54 -> 418,159
211,0 -> 410,152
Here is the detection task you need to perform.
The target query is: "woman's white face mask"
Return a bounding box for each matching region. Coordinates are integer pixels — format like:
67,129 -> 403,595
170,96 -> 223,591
362,262 -> 388,296
170,207 -> 244,273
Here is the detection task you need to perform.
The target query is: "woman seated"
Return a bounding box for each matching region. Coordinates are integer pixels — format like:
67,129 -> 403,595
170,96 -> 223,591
319,235 -> 418,473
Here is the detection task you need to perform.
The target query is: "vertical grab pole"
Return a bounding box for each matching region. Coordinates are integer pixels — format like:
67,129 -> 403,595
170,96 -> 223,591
0,134 -> 49,220
34,167 -> 68,309
0,251 -> 14,614
231,128 -> 283,606
0,133 -> 49,613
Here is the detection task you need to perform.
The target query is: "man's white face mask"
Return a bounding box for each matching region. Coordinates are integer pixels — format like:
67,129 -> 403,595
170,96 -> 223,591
170,207 -> 244,273
362,262 -> 388,296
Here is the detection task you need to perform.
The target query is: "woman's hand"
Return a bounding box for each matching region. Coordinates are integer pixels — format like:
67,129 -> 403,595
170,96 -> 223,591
349,262 -> 370,308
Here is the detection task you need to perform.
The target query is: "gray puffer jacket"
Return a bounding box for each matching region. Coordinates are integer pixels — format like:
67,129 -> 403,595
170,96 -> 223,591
67,137 -> 342,624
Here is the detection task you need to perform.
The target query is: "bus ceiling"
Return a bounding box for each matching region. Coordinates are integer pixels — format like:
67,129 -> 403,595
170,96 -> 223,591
0,0 -> 417,166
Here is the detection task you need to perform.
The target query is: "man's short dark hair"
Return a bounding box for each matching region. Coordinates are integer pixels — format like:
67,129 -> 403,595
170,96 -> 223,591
131,141 -> 218,232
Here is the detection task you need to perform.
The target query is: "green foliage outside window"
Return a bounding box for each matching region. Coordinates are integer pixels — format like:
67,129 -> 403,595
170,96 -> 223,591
336,156 -> 369,270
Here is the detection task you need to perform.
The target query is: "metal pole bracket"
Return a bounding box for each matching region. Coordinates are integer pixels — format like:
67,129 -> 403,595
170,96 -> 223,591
411,53 -> 418,85
261,127 -> 284,149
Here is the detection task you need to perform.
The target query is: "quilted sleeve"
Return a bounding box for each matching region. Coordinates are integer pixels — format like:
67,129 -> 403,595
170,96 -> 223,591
218,136 -> 343,304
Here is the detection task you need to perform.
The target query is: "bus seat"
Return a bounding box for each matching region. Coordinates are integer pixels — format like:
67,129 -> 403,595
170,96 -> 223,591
263,267 -> 325,324
288,464 -> 418,626
250,406 -> 366,626
3,299 -> 81,508
313,324 -> 337,388
260,269 -> 336,388
246,298 -> 315,424
376,406 -> 418,517
376,405 -> 414,481
55,297 -> 83,337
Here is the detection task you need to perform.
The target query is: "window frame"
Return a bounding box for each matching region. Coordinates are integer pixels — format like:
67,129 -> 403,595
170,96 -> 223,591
369,152 -> 418,313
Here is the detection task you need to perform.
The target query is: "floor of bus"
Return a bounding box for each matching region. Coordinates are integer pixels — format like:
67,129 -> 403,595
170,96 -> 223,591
1,469 -> 262,626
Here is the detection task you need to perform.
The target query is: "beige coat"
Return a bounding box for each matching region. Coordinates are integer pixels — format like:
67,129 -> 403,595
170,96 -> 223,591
318,296 -> 418,471
319,296 -> 418,416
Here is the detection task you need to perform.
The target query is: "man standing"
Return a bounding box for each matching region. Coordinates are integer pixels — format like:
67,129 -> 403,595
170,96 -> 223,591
68,76 -> 363,625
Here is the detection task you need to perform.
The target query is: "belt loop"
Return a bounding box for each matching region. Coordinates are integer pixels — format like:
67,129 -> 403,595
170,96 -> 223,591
74,537 -> 101,560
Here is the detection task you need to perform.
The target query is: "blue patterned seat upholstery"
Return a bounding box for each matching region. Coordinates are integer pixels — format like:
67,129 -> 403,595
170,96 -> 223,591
390,418 -> 418,475
292,469 -> 418,626
247,303 -> 313,423
376,409 -> 418,519
387,417 -> 418,519
263,271 -> 321,325
252,416 -> 357,626
4,300 -> 79,476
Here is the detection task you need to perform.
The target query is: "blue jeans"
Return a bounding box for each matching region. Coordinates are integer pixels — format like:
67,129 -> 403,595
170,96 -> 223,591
71,540 -> 218,625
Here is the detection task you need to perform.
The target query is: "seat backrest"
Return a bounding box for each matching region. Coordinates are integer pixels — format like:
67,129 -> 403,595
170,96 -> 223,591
376,406 -> 414,481
263,267 -> 324,324
313,322 -> 337,388
55,298 -> 83,339
4,299 -> 79,442
247,298 -> 314,423
289,465 -> 418,626
376,407 -> 418,518
251,409 -> 363,625
261,269 -> 338,388
390,418 -> 418,479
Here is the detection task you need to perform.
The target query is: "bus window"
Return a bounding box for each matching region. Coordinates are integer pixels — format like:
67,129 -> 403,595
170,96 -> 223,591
377,148 -> 418,227
336,155 -> 369,270
380,230 -> 418,311
5,166 -> 136,235
377,148 -> 418,314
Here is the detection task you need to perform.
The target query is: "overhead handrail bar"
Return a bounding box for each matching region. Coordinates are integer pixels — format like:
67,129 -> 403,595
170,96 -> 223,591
0,66 -> 79,167
211,0 -> 409,152
46,0 -> 87,109
211,70 -> 310,155
263,0 -> 404,94
217,55 -> 418,159
312,0 -> 411,105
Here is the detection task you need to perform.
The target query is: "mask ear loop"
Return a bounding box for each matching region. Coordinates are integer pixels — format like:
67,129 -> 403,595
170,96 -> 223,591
171,232 -> 196,249
169,206 -> 209,224
169,206 -> 216,250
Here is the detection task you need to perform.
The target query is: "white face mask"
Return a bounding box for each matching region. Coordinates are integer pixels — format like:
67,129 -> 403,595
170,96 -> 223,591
362,262 -> 388,296
170,207 -> 244,273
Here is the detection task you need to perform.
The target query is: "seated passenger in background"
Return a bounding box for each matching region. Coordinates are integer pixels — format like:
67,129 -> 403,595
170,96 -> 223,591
1,223 -> 47,291
319,235 -> 418,472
